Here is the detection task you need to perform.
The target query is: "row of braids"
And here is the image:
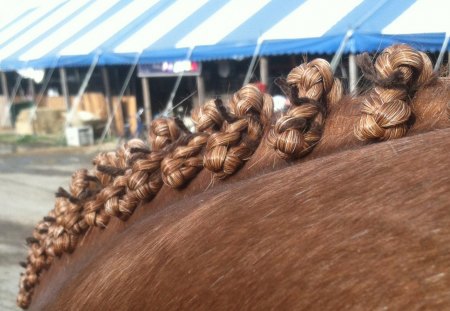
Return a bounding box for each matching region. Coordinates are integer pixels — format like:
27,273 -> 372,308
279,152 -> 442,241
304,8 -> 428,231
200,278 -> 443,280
85,118 -> 185,224
17,169 -> 100,308
17,44 -> 445,309
267,58 -> 343,159
354,44 -> 435,141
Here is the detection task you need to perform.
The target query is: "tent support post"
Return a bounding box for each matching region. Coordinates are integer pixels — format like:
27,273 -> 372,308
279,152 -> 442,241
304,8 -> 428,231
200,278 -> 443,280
28,68 -> 56,131
243,38 -> 263,86
2,74 -> 23,127
196,74 -> 205,106
28,79 -> 35,100
141,77 -> 152,130
1,72 -> 9,100
0,72 -> 10,127
349,54 -> 358,94
101,66 -> 115,134
99,55 -> 139,143
66,55 -> 99,127
59,68 -> 70,111
260,56 -> 269,88
434,34 -> 449,72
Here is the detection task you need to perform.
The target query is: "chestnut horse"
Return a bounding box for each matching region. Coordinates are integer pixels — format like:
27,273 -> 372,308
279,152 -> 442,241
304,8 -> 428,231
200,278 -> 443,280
18,45 -> 450,310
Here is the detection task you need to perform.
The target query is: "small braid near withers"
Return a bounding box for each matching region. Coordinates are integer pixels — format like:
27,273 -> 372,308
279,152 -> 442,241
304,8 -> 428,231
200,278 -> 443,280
267,59 -> 343,159
17,118 -> 186,308
203,85 -> 273,179
354,44 -> 435,141
17,44 -> 446,309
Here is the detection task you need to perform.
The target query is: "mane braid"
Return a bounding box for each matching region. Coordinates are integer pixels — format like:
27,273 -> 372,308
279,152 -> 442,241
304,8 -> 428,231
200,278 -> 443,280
267,58 -> 343,159
161,99 -> 227,188
203,84 -> 273,179
354,44 -> 435,141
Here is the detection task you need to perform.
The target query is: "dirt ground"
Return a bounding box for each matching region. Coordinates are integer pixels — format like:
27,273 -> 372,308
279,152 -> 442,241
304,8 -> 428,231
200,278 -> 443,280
0,145 -> 113,310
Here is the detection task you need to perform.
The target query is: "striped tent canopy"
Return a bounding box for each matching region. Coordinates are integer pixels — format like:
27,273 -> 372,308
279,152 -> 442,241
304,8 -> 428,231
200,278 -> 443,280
0,0 -> 448,70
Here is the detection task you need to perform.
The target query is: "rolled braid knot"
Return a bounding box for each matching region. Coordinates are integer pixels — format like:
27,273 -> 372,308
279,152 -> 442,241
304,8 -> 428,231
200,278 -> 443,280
267,59 -> 342,159
149,117 -> 183,151
204,84 -> 273,178
355,44 -> 435,141
161,133 -> 209,188
161,99 -> 226,188
60,169 -> 100,234
192,98 -> 226,133
118,117 -> 187,215
102,139 -> 149,219
93,151 -> 121,186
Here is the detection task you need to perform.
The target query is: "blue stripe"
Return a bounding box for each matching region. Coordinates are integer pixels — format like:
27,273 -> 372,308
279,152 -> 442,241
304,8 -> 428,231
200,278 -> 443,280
356,0 -> 416,33
101,0 -> 173,55
219,0 -> 306,44
148,0 -> 230,50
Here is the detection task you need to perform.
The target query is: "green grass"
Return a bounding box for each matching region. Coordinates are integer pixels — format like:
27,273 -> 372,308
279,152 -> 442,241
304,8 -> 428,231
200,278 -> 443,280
0,133 -> 66,147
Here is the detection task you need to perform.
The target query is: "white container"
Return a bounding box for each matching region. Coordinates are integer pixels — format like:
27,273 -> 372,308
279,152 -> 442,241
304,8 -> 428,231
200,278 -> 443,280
65,126 -> 94,146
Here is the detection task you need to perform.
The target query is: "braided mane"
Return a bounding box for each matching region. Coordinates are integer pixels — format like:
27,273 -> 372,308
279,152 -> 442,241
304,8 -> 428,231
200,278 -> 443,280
17,45 -> 450,309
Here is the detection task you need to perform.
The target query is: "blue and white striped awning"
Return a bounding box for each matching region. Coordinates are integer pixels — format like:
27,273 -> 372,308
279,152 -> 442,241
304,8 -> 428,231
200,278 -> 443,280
0,0 -> 448,71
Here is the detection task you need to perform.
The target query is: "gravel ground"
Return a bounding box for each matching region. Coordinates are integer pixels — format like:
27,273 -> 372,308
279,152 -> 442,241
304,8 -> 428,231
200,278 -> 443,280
0,144 -> 113,310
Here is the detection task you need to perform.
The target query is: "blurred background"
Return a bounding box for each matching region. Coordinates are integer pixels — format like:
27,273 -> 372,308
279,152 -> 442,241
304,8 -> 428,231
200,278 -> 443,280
0,0 -> 448,309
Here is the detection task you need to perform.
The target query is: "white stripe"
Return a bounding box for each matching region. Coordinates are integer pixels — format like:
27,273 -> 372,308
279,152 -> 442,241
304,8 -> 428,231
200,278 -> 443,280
0,0 -> 61,46
114,0 -> 208,53
20,0 -> 120,61
176,0 -> 270,48
262,0 -> 363,40
60,0 -> 159,56
382,0 -> 450,34
0,0 -> 91,60
0,1 -> 37,31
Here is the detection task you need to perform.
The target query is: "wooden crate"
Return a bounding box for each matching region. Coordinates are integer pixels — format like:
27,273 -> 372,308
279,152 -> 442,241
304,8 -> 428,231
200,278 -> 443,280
112,96 -> 137,137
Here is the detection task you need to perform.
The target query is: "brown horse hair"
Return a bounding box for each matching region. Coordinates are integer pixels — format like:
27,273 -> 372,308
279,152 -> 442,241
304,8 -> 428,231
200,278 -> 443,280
16,47 -> 450,309
203,84 -> 273,179
354,44 -> 435,141
266,58 -> 343,159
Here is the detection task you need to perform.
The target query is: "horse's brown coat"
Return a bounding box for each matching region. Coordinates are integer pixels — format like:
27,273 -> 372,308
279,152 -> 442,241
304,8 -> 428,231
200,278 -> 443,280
31,126 -> 450,310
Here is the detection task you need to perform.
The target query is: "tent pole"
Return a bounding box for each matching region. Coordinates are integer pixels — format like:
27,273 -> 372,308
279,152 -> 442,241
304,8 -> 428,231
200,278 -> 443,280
29,68 -> 55,126
99,54 -> 140,144
66,54 -> 99,127
434,34 -> 449,72
59,68 -> 70,111
243,38 -> 263,86
1,72 -> 9,100
28,78 -> 35,100
331,29 -> 353,73
2,74 -> 23,127
0,71 -> 10,126
349,54 -> 358,94
163,47 -> 194,116
141,77 -> 152,129
101,66 -> 115,134
260,56 -> 269,88
196,73 -> 205,106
